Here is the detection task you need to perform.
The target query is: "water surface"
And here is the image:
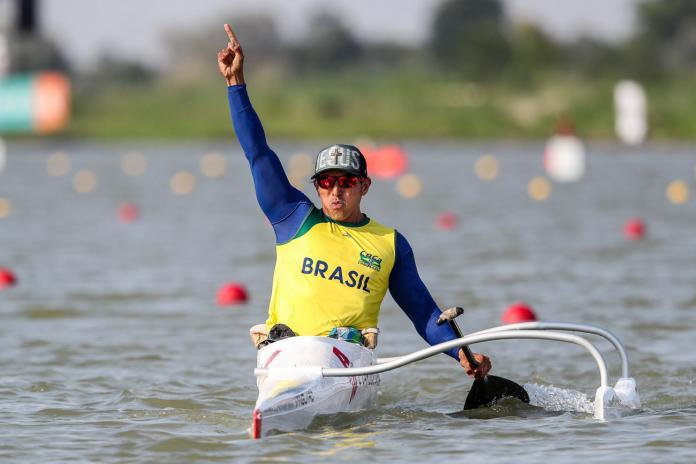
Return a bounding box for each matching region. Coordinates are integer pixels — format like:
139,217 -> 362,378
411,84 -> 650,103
1,140 -> 695,462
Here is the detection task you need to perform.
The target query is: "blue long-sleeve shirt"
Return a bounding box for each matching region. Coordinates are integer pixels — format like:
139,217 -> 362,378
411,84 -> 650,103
228,84 -> 459,360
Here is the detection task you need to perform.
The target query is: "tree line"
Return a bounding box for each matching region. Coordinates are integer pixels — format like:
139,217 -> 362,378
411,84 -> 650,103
161,0 -> 694,83
10,0 -> 692,85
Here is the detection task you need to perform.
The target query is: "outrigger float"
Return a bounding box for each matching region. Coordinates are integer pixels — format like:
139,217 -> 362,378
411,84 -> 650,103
251,321 -> 641,439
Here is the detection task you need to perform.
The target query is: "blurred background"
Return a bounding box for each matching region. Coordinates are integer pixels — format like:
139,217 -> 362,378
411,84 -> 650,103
1,0 -> 695,138
1,1 -> 695,462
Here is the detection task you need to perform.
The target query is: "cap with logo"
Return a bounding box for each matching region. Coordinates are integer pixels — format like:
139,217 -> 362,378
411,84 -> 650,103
311,144 -> 368,179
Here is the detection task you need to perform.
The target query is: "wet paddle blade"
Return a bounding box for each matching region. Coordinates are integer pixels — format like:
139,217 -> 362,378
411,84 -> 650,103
463,375 -> 530,410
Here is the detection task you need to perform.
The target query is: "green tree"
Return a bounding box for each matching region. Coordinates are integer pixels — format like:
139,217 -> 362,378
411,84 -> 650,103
508,22 -> 559,79
429,0 -> 511,79
162,14 -> 282,82
638,0 -> 696,42
631,0 -> 696,74
294,12 -> 363,71
7,33 -> 70,73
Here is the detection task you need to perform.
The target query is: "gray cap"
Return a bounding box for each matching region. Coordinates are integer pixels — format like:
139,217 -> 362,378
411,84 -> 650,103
311,144 -> 368,179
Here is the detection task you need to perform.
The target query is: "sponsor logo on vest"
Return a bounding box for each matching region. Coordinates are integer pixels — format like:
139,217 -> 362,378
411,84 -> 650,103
301,257 -> 370,293
358,250 -> 382,271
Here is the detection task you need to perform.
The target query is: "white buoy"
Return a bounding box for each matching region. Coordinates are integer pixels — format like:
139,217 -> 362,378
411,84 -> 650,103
543,135 -> 585,183
614,80 -> 647,145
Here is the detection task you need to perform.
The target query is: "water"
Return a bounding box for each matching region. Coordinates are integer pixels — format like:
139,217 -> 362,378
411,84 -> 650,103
1,140 -> 695,463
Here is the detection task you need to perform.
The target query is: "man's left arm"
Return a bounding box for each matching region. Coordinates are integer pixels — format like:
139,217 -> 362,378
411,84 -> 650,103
388,232 -> 491,377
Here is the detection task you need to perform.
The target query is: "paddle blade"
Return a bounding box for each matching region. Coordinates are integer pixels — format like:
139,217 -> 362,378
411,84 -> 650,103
463,375 -> 530,410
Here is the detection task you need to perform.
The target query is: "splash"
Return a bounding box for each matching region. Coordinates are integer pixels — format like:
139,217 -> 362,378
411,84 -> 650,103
523,383 -> 594,414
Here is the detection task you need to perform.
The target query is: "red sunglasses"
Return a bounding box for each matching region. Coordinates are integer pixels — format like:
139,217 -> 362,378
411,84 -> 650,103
315,175 -> 362,190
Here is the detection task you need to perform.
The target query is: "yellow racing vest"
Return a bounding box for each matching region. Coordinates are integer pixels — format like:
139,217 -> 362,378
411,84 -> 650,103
266,207 -> 396,336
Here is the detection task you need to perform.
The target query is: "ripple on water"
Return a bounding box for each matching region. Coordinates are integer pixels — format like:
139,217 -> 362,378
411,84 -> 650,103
36,408 -> 87,418
66,291 -> 184,302
21,306 -> 83,319
115,429 -> 149,440
28,382 -> 55,393
20,339 -> 52,348
622,296 -> 656,308
448,397 -> 563,420
146,436 -> 229,453
122,354 -> 168,363
140,397 -> 207,410
628,321 -> 691,333
678,293 -> 696,309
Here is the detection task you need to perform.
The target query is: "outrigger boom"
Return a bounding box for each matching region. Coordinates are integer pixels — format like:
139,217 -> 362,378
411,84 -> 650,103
254,322 -> 641,420
474,322 -> 631,379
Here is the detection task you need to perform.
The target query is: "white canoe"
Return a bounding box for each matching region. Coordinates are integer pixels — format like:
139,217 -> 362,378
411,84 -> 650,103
251,322 -> 641,434
252,336 -> 379,438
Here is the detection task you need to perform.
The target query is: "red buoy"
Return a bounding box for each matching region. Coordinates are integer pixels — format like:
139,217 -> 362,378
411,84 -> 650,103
623,218 -> 646,241
436,212 -> 458,231
117,202 -> 140,223
0,268 -> 17,289
502,302 -> 537,324
217,282 -> 248,306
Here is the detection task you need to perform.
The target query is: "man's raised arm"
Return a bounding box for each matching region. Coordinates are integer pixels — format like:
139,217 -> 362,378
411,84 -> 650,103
218,23 -> 312,240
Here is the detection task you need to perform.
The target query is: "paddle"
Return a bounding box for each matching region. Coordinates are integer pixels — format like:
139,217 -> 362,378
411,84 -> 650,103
437,307 -> 530,409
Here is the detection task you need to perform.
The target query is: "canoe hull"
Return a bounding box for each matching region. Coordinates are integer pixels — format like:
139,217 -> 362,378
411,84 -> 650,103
253,336 -> 379,438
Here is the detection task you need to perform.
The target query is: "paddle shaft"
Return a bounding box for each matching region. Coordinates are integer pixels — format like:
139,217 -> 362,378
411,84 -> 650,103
448,320 -> 480,369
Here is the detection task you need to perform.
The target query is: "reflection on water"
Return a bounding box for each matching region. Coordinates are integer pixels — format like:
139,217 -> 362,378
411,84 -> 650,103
312,428 -> 378,456
1,140 -> 695,463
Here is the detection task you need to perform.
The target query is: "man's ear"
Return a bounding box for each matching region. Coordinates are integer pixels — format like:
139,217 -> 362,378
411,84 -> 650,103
361,177 -> 371,196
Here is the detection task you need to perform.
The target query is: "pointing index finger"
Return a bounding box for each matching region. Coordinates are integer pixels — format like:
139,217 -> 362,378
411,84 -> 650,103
224,23 -> 239,45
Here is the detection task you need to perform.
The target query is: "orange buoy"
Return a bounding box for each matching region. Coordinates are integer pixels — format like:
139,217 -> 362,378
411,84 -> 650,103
0,268 -> 17,289
502,302 -> 537,324
365,144 -> 409,179
623,218 -> 646,241
117,203 -> 140,223
217,283 -> 248,306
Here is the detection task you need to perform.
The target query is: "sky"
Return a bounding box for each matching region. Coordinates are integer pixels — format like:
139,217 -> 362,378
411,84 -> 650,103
2,0 -> 641,69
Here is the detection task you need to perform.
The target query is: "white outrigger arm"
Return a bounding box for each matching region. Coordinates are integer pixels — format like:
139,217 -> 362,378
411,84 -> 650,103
254,323 -> 641,420
474,322 -> 630,378
473,322 -> 640,410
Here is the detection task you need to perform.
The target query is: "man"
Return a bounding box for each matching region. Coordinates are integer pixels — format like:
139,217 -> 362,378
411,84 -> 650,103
218,23 -> 491,378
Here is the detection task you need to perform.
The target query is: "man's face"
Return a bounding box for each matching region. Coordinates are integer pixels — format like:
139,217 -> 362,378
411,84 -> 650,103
314,169 -> 371,222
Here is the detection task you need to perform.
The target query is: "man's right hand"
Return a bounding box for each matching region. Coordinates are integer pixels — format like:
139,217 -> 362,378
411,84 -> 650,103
458,349 -> 492,379
218,23 -> 245,86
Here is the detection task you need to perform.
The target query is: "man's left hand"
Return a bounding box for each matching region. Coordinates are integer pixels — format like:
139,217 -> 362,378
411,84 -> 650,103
458,349 -> 492,379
